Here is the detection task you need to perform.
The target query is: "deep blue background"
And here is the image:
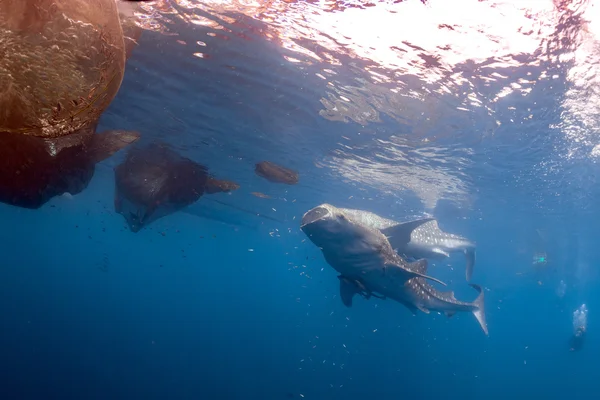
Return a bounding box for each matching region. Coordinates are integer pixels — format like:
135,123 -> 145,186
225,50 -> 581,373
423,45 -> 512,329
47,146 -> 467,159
1,4 -> 599,399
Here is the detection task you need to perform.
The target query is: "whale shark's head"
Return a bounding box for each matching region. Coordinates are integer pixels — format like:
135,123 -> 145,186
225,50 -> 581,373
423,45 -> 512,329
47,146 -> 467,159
300,203 -> 381,252
301,203 -> 348,238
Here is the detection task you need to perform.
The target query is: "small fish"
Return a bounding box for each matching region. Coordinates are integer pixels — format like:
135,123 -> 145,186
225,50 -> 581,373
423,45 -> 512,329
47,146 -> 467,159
251,192 -> 271,199
255,161 -> 299,185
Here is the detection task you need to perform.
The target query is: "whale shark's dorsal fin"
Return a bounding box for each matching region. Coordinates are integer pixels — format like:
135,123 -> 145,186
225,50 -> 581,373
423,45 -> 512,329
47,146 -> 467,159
439,290 -> 457,301
382,218 -> 435,250
408,258 -> 428,274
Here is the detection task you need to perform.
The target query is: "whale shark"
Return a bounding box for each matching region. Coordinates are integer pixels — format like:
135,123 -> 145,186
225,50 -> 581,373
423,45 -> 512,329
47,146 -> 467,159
300,203 -> 488,335
333,207 -> 476,281
114,142 -> 239,232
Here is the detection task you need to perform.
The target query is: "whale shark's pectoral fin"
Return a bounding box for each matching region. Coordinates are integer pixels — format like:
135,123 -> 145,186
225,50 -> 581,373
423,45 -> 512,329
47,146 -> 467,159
409,271 -> 447,286
381,217 -> 435,250
398,300 -> 419,316
431,247 -> 450,257
416,304 -> 430,314
338,276 -> 360,308
87,130 -> 141,164
398,259 -> 448,287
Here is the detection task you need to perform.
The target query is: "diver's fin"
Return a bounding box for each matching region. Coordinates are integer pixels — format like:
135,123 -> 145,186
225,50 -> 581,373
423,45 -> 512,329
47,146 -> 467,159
87,130 -> 141,164
405,259 -> 447,287
338,276 -> 359,308
381,218 -> 435,250
465,248 -> 476,281
469,283 -> 488,336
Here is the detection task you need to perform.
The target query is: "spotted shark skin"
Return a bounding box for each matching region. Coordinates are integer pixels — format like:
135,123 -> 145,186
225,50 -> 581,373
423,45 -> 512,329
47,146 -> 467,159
301,203 -> 488,335
337,208 -> 476,281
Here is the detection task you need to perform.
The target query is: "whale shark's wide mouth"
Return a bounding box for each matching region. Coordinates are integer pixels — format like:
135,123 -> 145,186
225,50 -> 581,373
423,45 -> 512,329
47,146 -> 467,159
301,206 -> 330,227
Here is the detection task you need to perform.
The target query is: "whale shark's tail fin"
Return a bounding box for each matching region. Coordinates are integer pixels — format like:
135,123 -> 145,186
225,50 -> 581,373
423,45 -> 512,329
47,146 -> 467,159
469,283 -> 488,335
465,248 -> 476,281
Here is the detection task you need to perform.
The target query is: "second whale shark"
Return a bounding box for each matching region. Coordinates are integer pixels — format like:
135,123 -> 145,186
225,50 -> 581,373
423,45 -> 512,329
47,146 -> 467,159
330,207 -> 477,281
300,203 -> 488,335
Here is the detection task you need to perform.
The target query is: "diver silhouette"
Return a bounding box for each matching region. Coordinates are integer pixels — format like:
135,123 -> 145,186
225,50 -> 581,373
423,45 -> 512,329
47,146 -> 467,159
570,304 -> 588,352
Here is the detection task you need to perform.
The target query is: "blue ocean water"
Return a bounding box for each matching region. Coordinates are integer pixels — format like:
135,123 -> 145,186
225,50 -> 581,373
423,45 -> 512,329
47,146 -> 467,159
2,0 -> 600,399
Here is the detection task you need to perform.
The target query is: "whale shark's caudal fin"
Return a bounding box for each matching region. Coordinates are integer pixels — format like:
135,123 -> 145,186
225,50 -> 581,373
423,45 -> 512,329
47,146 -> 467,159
465,248 -> 476,281
469,283 -> 488,335
381,218 -> 435,250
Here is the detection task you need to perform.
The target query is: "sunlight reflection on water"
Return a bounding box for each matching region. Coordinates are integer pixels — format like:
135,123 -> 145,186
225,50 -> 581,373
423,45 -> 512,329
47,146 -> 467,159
117,0 -> 600,212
